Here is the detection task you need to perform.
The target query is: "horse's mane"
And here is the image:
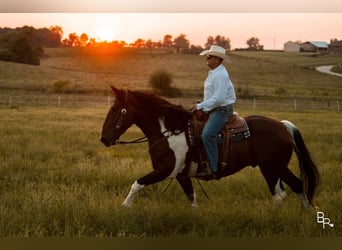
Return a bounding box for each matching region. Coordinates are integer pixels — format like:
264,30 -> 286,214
130,91 -> 192,130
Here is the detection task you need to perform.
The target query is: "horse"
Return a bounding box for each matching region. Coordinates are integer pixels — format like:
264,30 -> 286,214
100,86 -> 320,209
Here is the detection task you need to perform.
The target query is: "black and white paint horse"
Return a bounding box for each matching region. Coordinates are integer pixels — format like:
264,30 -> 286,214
100,86 -> 319,209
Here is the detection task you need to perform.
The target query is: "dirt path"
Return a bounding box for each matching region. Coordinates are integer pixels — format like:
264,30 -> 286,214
316,65 -> 342,77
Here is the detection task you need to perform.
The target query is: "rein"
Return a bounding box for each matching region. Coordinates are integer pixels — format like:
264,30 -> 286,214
116,126 -> 185,145
116,136 -> 148,144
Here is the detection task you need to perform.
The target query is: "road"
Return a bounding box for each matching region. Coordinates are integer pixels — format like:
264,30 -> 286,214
315,65 -> 342,77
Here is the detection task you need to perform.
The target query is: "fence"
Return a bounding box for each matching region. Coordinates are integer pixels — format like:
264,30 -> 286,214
0,94 -> 340,112
0,94 -> 111,108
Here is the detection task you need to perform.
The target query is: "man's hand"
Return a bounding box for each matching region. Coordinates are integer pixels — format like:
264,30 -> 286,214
190,104 -> 197,112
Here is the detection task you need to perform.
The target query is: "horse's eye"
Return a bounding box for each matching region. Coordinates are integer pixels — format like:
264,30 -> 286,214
121,108 -> 127,115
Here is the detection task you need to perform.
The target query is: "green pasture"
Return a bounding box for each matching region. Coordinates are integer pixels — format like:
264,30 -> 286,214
0,48 -> 341,237
0,105 -> 340,237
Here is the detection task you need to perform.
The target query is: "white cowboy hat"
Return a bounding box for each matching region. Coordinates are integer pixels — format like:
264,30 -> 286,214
199,45 -> 231,62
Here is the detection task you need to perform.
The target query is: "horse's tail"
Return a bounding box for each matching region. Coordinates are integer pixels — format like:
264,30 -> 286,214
281,120 -> 320,206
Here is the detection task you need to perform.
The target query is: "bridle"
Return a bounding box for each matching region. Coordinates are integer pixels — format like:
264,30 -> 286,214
111,90 -> 148,145
111,90 -> 188,146
112,90 -> 127,137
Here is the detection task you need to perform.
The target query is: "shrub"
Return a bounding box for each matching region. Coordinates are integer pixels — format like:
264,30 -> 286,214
237,86 -> 253,99
149,69 -> 182,97
275,87 -> 287,96
47,79 -> 72,93
331,65 -> 342,74
149,69 -> 173,92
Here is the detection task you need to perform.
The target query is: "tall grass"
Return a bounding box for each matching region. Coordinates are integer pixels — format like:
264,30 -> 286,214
0,106 -> 340,237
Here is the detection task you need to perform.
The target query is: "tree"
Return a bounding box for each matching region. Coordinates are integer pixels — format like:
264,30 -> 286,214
79,33 -> 89,46
132,38 -> 145,48
246,37 -> 264,51
69,33 -> 80,47
0,26 -> 43,65
34,27 -> 61,47
214,35 -> 231,50
330,38 -> 339,44
48,26 -> 63,46
87,38 -> 97,47
173,34 -> 189,52
145,39 -> 154,48
163,34 -> 173,48
189,44 -> 203,54
62,32 -> 80,47
50,26 -> 63,39
205,35 -> 231,50
205,36 -> 215,49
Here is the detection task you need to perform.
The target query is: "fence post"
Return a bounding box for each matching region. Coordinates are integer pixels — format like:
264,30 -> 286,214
107,96 -> 111,107
253,97 -> 256,109
294,99 -> 297,110
9,96 -> 12,106
58,95 -> 61,107
337,100 -> 340,112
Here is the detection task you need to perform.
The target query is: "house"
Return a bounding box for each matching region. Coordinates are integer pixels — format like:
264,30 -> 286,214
328,40 -> 342,55
300,41 -> 328,53
284,41 -> 301,52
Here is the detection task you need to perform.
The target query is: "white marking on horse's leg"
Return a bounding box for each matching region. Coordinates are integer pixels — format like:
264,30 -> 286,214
273,179 -> 286,206
297,193 -> 311,209
191,192 -> 198,209
122,180 -> 145,207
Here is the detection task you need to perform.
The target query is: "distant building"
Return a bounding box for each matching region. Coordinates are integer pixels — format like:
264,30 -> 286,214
328,40 -> 342,55
300,41 -> 328,53
284,41 -> 300,52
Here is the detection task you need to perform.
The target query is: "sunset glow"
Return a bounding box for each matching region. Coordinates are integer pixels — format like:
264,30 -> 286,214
0,12 -> 342,49
95,26 -> 116,42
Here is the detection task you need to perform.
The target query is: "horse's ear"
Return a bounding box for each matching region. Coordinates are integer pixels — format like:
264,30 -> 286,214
110,86 -> 125,102
111,86 -> 120,96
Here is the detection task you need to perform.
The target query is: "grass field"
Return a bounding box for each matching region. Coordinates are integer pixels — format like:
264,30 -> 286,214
0,48 -> 341,237
0,105 -> 340,237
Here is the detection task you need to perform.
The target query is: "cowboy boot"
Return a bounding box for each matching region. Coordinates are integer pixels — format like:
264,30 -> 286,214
195,162 -> 216,180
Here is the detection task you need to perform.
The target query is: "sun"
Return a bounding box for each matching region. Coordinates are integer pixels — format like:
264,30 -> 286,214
95,26 -> 116,42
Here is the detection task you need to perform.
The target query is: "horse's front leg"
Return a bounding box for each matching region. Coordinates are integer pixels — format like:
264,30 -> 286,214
122,180 -> 145,207
122,168 -> 172,207
176,174 -> 198,208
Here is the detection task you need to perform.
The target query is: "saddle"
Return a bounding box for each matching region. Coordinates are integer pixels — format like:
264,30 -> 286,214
223,112 -> 251,142
187,110 -> 251,177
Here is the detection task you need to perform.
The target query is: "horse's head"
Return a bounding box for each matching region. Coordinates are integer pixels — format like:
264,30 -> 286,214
100,86 -> 135,147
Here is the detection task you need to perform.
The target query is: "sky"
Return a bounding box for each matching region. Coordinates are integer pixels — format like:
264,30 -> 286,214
1,1 -> 342,50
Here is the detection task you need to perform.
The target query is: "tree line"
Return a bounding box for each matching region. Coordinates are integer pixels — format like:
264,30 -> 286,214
0,25 -> 265,65
0,26 -> 62,65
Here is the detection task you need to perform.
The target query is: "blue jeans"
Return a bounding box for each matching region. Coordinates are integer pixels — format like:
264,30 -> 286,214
201,105 -> 233,173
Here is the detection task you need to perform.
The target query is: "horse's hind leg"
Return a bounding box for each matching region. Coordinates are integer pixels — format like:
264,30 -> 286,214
259,164 -> 286,205
176,174 -> 198,208
279,166 -> 311,208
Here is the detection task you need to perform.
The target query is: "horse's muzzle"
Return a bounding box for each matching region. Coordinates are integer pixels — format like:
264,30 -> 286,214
100,136 -> 116,147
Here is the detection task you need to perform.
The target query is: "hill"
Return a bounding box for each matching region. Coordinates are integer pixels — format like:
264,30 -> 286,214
0,47 -> 341,102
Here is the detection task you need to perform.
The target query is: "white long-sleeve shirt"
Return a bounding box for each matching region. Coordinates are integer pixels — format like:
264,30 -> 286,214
196,64 -> 236,112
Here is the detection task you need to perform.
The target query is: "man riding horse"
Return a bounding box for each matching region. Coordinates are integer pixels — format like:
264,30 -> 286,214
191,45 -> 236,180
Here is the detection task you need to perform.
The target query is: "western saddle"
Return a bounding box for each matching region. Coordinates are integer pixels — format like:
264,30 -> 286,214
186,110 -> 251,178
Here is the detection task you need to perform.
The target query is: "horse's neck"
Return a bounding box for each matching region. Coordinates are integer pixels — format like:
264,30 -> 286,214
135,115 -> 163,139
